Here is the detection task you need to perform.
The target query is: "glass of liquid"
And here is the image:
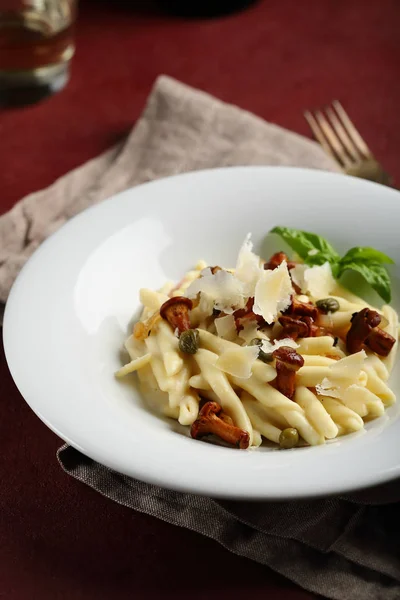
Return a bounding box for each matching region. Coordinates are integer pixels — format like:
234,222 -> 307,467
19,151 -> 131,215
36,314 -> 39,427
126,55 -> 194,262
0,0 -> 77,104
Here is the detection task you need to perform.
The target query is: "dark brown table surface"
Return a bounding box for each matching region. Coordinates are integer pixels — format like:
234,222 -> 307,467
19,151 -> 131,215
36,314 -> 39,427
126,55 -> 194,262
1,1 -> 400,598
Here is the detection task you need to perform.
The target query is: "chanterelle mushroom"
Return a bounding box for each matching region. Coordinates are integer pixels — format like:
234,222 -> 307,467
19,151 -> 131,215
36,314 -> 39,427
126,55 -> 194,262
278,315 -> 310,340
286,297 -> 318,320
233,297 -> 265,332
365,327 -> 396,357
160,296 -> 193,334
190,401 -> 250,449
279,314 -> 326,340
346,308 -> 395,357
264,251 -> 296,271
272,346 -> 304,400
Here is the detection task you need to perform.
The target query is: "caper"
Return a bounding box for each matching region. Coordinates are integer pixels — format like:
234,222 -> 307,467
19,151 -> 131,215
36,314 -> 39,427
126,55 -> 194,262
316,298 -> 340,314
249,339 -> 274,363
279,428 -> 299,449
258,349 -> 274,363
179,329 -> 200,354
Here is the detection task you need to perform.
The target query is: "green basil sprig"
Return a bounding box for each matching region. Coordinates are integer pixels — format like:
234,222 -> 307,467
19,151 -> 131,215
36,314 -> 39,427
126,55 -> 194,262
270,226 -> 394,303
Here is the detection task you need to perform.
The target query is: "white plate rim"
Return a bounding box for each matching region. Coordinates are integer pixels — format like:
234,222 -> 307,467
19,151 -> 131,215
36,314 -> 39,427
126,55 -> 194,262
4,166 -> 400,500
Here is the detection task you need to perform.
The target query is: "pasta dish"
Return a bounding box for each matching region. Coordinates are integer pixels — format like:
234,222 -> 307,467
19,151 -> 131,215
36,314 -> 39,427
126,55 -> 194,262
116,227 -> 398,450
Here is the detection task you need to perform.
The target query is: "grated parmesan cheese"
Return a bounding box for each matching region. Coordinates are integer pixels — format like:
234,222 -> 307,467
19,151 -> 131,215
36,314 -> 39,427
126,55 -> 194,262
290,264 -> 307,292
253,261 -> 293,324
329,350 -> 367,381
216,345 -> 259,379
261,337 -> 299,353
235,233 -> 264,297
304,262 -> 336,299
186,269 -> 246,314
316,350 -> 367,398
197,292 -> 215,319
215,314 -> 237,341
238,322 -> 268,345
291,262 -> 336,299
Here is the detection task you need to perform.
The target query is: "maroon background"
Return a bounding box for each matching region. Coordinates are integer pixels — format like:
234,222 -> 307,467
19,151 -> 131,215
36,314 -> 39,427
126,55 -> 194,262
1,1 -> 400,598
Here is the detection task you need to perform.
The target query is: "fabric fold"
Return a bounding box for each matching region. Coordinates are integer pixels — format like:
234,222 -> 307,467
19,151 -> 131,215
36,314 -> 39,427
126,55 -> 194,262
58,445 -> 400,600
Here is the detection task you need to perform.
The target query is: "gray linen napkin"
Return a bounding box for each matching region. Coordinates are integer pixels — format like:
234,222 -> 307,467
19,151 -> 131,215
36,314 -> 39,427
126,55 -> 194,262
58,445 -> 400,600
0,75 -> 336,305
3,76 -> 400,600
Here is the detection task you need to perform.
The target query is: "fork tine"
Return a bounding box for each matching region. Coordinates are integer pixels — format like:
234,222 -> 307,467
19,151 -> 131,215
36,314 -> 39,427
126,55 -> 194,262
313,110 -> 352,168
304,110 -> 337,162
332,100 -> 371,157
325,105 -> 361,162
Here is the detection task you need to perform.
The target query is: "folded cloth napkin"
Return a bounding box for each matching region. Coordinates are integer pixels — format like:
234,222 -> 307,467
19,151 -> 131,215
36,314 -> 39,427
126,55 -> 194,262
3,76 -> 400,600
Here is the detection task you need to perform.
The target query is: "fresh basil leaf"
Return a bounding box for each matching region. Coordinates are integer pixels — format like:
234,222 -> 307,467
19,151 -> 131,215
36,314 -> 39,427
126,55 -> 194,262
341,246 -> 394,266
270,226 -> 340,264
339,261 -> 392,303
271,226 -> 393,302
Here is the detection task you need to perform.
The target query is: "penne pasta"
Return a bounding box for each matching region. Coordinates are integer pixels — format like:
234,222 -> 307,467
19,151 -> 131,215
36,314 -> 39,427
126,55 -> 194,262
297,336 -> 345,358
245,400 -> 290,430
196,387 -> 222,405
341,385 -> 385,419
318,311 -> 355,332
251,429 -> 263,448
114,353 -> 152,378
296,366 -> 336,387
162,404 -> 180,419
189,374 -> 211,390
148,354 -> 170,393
168,362 -> 192,408
241,393 -> 282,444
337,392 -> 369,417
364,366 -> 396,406
325,295 -> 369,313
158,281 -> 175,296
230,374 -> 303,413
156,320 -> 184,377
302,355 -> 338,367
194,349 -> 254,445
365,353 -> 389,382
331,284 -> 374,308
230,373 -> 323,445
139,288 -> 169,312
199,329 -> 277,382
178,392 -> 200,425
294,387 -> 338,439
320,397 -> 364,432
118,239 -> 398,451
136,363 -> 158,392
124,334 -> 146,361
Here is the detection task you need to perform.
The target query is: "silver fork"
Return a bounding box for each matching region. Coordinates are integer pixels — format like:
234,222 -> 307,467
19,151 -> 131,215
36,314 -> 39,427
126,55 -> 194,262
304,100 -> 392,186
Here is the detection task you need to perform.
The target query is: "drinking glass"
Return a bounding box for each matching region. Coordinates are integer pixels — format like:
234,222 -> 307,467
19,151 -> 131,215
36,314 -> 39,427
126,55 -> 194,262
0,0 -> 77,102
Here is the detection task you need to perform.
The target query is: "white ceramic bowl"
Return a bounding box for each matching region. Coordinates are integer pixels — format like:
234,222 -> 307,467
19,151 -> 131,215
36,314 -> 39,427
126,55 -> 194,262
4,167 -> 400,499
